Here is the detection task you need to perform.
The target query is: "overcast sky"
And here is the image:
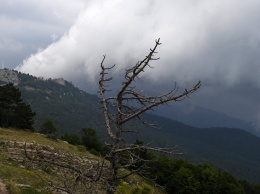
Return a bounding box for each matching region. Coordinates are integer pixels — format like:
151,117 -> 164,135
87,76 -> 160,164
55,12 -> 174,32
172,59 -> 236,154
1,0 -> 260,128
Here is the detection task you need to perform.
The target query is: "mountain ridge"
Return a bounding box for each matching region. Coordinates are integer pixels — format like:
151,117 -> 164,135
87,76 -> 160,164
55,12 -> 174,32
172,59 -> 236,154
1,68 -> 260,183
152,103 -> 260,136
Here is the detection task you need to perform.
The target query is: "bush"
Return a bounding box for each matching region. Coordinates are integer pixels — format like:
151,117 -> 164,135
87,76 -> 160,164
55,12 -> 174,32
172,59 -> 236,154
6,180 -> 21,194
116,182 -> 152,194
61,133 -> 81,145
39,119 -> 58,140
81,128 -> 109,156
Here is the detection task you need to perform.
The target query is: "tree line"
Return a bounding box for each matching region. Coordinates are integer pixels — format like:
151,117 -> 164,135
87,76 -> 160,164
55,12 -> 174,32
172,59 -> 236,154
61,131 -> 260,194
1,83 -> 260,193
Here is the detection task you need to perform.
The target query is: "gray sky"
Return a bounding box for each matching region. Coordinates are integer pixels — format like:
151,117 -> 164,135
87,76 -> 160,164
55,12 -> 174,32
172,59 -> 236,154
1,0 -> 260,128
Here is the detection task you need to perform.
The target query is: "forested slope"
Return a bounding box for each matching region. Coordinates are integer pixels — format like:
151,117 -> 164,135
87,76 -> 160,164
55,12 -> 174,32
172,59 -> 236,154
1,69 -> 260,183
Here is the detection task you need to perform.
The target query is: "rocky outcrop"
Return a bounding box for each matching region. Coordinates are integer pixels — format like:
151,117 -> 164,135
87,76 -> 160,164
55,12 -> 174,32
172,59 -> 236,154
0,139 -> 106,194
0,69 -> 19,85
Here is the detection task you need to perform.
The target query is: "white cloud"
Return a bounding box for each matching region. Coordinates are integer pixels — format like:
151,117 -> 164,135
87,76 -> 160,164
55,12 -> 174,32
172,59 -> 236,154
17,0 -> 260,88
9,0 -> 260,125
0,0 -> 88,67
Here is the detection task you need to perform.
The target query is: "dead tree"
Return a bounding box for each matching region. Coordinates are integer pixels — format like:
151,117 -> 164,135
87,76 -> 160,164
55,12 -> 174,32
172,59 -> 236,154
22,142 -> 107,194
99,38 -> 201,193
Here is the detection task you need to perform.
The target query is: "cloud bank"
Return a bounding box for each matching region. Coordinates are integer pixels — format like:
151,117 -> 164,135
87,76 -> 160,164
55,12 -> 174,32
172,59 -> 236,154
17,0 -> 260,88
15,0 -> 260,126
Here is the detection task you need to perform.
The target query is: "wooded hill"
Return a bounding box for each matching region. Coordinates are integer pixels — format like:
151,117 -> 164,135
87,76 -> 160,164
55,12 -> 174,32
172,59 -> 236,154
1,69 -> 260,183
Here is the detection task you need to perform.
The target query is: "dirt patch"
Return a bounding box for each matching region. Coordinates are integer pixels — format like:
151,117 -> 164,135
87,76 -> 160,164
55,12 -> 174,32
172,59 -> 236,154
0,180 -> 8,194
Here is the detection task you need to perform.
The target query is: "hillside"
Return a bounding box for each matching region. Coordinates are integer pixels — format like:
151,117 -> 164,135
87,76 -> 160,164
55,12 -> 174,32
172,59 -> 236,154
0,69 -> 102,132
0,128 -> 163,194
140,114 -> 260,182
152,104 -> 260,136
18,73 -> 101,132
1,69 -> 260,183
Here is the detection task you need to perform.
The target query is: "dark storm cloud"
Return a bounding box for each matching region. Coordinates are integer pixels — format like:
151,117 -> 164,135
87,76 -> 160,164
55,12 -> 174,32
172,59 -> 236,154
1,0 -> 260,127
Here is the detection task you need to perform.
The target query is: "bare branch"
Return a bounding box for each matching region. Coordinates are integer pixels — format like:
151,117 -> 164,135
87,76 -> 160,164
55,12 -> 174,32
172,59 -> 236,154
98,38 -> 201,193
121,81 -> 201,125
99,55 -> 116,141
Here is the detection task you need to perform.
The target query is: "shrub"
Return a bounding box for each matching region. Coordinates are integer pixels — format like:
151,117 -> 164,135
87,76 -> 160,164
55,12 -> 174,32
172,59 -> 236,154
6,180 -> 21,194
39,119 -> 58,140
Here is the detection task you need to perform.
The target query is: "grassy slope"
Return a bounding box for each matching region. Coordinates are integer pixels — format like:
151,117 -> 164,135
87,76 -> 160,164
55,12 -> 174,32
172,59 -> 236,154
0,128 -> 164,194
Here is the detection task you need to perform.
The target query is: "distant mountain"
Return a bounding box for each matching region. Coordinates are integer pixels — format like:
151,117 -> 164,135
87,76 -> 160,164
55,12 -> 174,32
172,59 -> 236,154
140,114 -> 260,182
152,104 -> 260,137
0,68 -> 102,133
1,68 -> 260,183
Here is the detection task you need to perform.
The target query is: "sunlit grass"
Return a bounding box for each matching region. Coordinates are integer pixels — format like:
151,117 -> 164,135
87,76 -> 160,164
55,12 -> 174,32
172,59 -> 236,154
0,128 -> 97,158
0,128 -> 99,193
0,128 -> 165,194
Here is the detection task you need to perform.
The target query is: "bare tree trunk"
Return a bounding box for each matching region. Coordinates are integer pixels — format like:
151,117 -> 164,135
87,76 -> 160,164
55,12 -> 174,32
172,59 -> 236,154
107,151 -> 118,194
99,38 -> 201,193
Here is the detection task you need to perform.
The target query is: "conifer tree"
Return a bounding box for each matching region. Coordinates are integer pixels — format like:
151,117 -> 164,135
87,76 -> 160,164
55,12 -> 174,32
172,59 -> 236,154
0,83 -> 35,131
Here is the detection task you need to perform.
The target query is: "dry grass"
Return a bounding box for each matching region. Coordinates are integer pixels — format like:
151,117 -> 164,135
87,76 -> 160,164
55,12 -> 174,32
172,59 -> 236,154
0,128 -> 97,159
0,128 -> 165,194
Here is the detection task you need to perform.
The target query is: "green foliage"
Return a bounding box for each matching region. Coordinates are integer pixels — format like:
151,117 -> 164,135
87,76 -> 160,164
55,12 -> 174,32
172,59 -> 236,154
61,133 -> 81,145
0,83 -> 35,131
81,127 -> 109,156
246,183 -> 260,194
6,180 -> 21,194
17,74 -> 101,133
39,119 -> 58,140
169,167 -> 200,194
130,185 -> 152,194
81,128 -> 100,148
116,182 -> 152,194
147,155 -> 246,194
17,72 -> 36,83
61,128 -> 109,155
